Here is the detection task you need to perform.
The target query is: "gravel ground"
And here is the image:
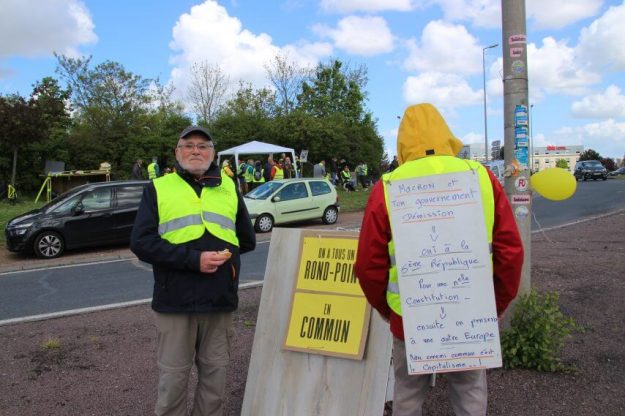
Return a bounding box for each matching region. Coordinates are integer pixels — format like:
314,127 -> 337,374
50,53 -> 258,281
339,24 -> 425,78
1,211 -> 624,415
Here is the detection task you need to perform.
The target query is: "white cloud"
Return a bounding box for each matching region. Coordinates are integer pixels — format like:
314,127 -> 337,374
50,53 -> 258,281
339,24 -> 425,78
169,1 -> 331,99
527,0 -> 602,29
432,0 -> 501,28
402,72 -> 482,109
552,119 -> 625,158
313,16 -> 395,56
571,85 -> 625,119
528,37 -> 600,98
0,0 -> 97,58
403,21 -> 483,75
577,2 -> 625,72
320,0 -> 414,13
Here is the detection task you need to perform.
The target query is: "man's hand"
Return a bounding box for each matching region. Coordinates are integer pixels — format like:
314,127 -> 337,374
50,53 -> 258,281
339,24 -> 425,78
200,250 -> 230,274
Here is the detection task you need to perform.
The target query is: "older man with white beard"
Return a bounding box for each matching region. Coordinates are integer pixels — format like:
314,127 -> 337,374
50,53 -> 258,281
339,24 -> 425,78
131,125 -> 256,416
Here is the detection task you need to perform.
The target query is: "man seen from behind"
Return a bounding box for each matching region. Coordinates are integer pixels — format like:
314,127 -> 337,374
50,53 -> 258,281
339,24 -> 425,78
354,103 -> 523,416
131,125 -> 256,416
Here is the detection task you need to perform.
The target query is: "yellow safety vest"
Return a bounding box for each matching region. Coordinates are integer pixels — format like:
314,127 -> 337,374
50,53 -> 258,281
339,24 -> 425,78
273,166 -> 284,180
383,156 -> 494,315
252,169 -> 265,183
153,172 -> 239,247
147,162 -> 157,179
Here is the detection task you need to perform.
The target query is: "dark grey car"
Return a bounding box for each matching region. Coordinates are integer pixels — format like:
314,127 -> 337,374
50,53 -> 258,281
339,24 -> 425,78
5,180 -> 148,259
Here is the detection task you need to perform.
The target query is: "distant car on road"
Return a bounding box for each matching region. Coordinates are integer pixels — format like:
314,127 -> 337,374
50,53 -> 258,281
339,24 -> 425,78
608,167 -> 625,177
5,180 -> 148,259
243,178 -> 339,232
574,160 -> 607,181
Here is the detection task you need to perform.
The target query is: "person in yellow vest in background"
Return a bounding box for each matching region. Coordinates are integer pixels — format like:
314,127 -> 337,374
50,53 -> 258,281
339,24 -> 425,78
271,159 -> 284,180
130,125 -> 256,416
147,157 -> 160,179
222,159 -> 235,179
250,160 -> 265,190
354,103 -> 524,416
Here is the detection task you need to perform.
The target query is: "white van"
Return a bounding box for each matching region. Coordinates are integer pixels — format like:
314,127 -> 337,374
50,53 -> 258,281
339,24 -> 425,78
482,160 -> 505,186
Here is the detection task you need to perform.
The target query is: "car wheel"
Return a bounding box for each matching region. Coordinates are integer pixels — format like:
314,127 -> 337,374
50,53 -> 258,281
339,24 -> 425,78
322,206 -> 339,224
34,231 -> 65,259
602,177 -> 607,181
255,214 -> 274,233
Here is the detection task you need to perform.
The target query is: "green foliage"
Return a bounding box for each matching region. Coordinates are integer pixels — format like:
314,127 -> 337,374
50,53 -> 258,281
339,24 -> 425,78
601,157 -> 616,171
336,186 -> 371,211
555,158 -> 569,169
501,289 -> 577,372
578,149 -> 601,161
40,338 -> 61,350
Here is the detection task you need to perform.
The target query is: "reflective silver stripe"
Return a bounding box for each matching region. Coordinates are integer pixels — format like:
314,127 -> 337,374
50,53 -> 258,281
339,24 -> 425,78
159,214 -> 203,235
387,281 -> 400,294
489,243 -> 493,254
203,212 -> 236,231
390,254 -> 396,267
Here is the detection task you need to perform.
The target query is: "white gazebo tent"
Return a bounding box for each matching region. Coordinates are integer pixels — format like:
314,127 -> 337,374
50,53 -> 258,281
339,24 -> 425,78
217,140 -> 299,178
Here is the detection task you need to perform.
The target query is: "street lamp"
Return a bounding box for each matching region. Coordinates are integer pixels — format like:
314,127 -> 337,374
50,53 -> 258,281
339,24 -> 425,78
482,43 -> 498,162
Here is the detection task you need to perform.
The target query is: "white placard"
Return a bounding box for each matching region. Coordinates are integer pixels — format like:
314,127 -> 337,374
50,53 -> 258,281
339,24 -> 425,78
386,170 -> 501,375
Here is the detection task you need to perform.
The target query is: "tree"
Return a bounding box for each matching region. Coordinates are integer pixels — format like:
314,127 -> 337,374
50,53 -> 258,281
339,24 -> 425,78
187,62 -> 229,125
0,77 -> 70,192
555,159 -> 569,169
265,53 -> 311,115
601,157 -> 616,171
297,59 -> 367,123
578,149 -> 601,161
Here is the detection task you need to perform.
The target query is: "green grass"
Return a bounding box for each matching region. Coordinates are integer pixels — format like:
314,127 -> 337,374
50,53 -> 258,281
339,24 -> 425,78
336,186 -> 371,212
0,199 -> 44,245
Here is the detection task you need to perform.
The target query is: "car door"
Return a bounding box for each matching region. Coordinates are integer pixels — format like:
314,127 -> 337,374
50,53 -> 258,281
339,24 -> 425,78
111,184 -> 146,241
273,182 -> 315,224
63,186 -> 116,248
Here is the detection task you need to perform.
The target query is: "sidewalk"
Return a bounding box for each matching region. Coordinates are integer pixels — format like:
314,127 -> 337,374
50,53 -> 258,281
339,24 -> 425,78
1,210 -> 624,415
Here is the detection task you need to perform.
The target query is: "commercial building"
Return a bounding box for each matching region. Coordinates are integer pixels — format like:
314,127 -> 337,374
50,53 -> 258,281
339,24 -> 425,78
531,145 -> 583,173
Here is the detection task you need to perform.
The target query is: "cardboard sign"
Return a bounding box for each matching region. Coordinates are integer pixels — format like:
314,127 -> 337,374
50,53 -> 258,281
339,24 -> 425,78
386,170 -> 501,374
283,232 -> 371,359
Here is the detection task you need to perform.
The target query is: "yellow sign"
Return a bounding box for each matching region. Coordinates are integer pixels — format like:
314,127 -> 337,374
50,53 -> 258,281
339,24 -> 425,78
284,231 -> 371,360
296,237 -> 361,296
284,292 -> 369,358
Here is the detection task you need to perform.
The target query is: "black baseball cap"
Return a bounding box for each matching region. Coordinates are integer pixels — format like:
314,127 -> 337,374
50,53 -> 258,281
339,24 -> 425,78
179,125 -> 213,141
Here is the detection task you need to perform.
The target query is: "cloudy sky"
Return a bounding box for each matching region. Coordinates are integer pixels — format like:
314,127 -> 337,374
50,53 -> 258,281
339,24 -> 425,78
1,0 -> 624,159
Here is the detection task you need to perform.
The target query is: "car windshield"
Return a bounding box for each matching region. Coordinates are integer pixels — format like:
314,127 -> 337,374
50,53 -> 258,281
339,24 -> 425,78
41,185 -> 89,213
583,161 -> 602,168
244,182 -> 283,200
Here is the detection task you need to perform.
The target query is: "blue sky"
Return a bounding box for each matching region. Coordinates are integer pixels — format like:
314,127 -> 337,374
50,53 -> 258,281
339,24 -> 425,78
1,0 -> 624,159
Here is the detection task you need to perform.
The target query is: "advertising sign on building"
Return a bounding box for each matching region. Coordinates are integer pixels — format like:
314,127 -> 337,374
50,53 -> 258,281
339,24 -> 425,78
386,171 -> 501,375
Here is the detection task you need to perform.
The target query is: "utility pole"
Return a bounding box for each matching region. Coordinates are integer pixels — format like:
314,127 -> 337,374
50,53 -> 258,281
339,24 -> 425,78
501,0 -> 531,306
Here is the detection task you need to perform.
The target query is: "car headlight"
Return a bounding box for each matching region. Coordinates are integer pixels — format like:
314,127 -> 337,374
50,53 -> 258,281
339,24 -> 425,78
9,222 -> 33,236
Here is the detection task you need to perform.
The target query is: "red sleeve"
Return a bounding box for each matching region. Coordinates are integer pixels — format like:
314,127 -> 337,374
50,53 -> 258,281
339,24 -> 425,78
354,181 -> 393,320
487,170 -> 524,316
270,166 -> 276,179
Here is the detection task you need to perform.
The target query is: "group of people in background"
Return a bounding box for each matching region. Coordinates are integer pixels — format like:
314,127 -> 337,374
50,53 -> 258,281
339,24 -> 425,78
131,157 -> 172,180
318,156 -> 371,192
221,153 -> 298,193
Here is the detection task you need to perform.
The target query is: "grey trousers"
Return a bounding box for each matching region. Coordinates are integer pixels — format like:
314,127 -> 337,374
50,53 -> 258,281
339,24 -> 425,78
154,312 -> 233,416
392,337 -> 488,416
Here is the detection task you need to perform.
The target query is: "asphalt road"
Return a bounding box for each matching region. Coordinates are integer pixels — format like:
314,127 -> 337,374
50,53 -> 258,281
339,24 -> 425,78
1,179 -> 623,322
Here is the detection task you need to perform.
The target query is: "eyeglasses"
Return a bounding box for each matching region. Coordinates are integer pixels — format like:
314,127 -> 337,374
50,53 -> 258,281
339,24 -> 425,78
177,143 -> 214,152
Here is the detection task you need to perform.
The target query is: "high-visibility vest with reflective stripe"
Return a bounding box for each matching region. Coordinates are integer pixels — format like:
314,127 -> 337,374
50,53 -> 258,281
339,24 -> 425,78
147,162 -> 157,179
273,166 -> 284,180
244,165 -> 254,183
252,169 -> 265,183
153,172 -> 239,247
383,156 -> 494,316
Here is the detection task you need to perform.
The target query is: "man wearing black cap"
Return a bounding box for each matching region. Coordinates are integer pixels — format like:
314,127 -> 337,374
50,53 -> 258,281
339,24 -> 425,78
131,125 -> 256,416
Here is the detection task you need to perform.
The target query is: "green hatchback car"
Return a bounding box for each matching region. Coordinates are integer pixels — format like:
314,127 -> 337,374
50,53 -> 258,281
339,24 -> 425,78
243,178 -> 340,232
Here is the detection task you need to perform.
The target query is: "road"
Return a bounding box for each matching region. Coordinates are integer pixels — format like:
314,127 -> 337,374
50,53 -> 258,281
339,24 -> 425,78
1,179 -> 623,322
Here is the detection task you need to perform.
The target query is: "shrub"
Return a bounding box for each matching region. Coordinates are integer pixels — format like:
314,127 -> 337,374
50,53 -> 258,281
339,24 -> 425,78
501,289 -> 577,372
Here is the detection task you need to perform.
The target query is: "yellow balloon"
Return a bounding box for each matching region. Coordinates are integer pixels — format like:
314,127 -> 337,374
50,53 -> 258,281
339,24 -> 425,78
530,168 -> 577,201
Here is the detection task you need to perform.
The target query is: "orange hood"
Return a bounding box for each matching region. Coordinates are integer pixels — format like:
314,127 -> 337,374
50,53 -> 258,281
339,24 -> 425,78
397,103 -> 463,165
